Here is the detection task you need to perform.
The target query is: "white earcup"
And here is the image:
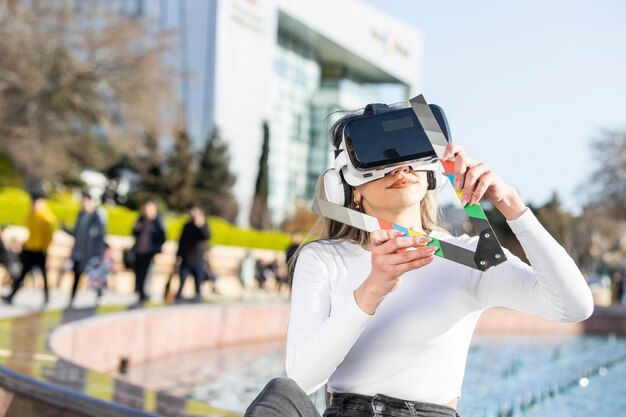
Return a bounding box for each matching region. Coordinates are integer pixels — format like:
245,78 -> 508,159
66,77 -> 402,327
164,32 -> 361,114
323,169 -> 347,206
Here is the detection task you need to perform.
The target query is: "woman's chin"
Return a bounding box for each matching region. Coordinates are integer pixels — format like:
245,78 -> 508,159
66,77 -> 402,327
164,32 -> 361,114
373,196 -> 424,213
387,188 -> 426,204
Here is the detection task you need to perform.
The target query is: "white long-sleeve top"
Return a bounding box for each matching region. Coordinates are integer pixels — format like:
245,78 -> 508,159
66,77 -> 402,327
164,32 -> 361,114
286,209 -> 594,405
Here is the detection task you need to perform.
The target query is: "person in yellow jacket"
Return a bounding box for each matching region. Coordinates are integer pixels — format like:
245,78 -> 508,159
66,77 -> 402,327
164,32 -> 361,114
2,192 -> 56,304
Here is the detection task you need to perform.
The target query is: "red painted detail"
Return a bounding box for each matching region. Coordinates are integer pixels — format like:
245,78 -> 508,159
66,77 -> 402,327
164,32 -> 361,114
440,160 -> 455,174
378,219 -> 394,230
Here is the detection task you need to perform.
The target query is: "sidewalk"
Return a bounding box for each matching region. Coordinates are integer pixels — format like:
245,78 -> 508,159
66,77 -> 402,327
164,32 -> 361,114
0,287 -> 137,319
0,280 -> 289,321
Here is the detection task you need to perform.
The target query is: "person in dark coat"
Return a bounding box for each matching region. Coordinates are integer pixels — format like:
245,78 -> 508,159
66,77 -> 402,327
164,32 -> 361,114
131,198 -> 165,303
62,192 -> 106,306
175,203 -> 210,301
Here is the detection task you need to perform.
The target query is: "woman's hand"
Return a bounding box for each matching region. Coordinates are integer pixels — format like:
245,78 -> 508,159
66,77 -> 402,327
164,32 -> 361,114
443,143 -> 527,221
354,230 -> 436,315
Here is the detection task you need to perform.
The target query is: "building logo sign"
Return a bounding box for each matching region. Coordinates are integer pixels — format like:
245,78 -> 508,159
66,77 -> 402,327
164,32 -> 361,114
231,0 -> 264,34
371,29 -> 409,57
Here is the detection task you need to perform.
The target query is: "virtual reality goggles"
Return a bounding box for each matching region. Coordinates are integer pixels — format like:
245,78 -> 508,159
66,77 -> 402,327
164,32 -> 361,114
334,102 -> 452,188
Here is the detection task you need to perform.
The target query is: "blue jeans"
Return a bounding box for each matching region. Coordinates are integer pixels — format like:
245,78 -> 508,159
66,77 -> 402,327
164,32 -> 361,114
245,378 -> 460,417
176,261 -> 204,298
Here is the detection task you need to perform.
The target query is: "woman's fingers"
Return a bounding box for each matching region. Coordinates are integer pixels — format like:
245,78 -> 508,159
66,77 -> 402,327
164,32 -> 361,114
453,154 -> 472,192
386,246 -> 437,266
370,229 -> 403,247
443,143 -> 465,160
461,162 -> 491,205
395,252 -> 436,274
444,143 -> 491,195
375,235 -> 431,254
453,154 -> 482,194
373,246 -> 437,276
469,170 -> 498,205
367,232 -> 437,296
454,155 -> 466,192
370,233 -> 435,269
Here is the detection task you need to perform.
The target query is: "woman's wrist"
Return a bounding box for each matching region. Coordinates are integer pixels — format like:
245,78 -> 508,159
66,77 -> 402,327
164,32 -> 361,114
493,186 -> 528,221
354,278 -> 386,315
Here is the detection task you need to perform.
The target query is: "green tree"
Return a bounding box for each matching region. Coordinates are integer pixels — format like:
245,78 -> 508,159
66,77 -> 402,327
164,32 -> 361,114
0,149 -> 22,188
135,131 -> 166,195
250,121 -> 271,229
163,128 -> 196,211
195,127 -> 239,223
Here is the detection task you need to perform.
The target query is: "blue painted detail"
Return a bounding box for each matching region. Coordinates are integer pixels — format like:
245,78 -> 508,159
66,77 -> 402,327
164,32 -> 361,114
392,224 -> 408,236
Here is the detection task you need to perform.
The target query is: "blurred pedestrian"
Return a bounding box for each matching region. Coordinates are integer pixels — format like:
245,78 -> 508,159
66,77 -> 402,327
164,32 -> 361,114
84,243 -> 114,305
0,225 -> 21,285
238,251 -> 256,293
283,232 -> 303,290
274,260 -> 289,293
62,192 -> 106,306
175,203 -> 210,301
611,271 -> 625,306
285,233 -> 302,266
131,198 -> 165,303
254,260 -> 267,290
163,259 -> 180,303
255,259 -> 278,290
203,256 -> 220,295
2,192 -> 56,304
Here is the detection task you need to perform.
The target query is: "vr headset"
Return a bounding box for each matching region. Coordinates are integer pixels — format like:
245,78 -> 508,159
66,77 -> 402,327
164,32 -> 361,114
324,102 -> 452,206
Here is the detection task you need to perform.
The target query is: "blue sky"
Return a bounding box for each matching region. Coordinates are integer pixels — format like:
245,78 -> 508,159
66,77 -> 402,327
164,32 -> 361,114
363,0 -> 626,213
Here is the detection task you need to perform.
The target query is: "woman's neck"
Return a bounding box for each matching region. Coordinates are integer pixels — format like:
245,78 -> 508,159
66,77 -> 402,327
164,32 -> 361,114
367,206 -> 424,234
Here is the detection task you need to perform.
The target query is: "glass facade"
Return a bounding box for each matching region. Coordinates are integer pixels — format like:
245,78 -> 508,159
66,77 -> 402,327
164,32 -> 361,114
269,40 -> 407,223
268,30 -> 322,224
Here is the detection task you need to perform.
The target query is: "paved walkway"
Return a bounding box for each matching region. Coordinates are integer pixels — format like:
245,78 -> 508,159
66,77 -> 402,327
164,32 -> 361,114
0,284 -> 288,320
0,287 -> 137,319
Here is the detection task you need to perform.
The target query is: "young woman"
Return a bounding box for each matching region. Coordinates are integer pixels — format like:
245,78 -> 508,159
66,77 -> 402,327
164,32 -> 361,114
245,108 -> 594,417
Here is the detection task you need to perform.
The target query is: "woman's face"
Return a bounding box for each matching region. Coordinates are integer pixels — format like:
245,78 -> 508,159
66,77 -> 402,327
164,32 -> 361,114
354,165 -> 428,213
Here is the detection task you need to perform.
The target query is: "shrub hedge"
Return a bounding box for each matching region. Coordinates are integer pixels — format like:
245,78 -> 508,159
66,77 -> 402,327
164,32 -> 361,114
0,187 -> 292,250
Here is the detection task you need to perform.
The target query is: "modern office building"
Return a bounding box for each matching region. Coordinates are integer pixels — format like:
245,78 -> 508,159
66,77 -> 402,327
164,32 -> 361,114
149,0 -> 423,226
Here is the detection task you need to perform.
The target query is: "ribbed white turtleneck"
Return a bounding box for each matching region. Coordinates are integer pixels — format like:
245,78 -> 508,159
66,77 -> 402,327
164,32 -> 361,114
286,209 -> 594,405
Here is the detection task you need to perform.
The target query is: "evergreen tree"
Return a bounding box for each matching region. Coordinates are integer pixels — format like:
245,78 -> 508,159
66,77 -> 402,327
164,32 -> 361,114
163,128 -> 196,211
250,121 -> 271,229
136,131 -> 165,195
195,127 -> 239,223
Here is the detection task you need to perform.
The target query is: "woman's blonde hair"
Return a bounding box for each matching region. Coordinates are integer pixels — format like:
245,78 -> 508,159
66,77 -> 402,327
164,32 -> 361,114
287,106 -> 447,282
